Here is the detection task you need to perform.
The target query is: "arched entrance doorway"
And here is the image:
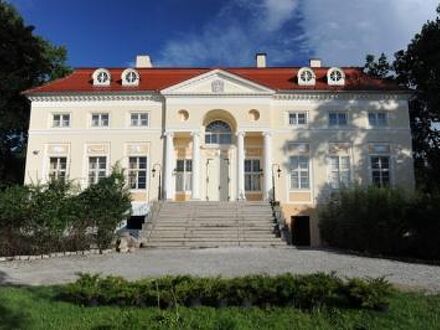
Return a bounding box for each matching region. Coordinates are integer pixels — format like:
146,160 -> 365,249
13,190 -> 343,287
204,120 -> 232,201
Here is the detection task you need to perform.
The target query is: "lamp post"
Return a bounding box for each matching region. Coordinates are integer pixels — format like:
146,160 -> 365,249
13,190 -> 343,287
152,163 -> 162,201
271,164 -> 282,203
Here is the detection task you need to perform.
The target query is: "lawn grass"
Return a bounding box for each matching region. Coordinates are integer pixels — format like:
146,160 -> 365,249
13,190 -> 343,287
0,285 -> 439,330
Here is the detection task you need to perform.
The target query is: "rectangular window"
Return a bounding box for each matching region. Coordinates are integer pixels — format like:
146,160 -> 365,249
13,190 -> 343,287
289,156 -> 310,190
244,159 -> 261,192
328,112 -> 347,126
328,156 -> 351,189
88,156 -> 107,185
371,156 -> 390,187
175,159 -> 192,192
49,157 -> 67,181
128,156 -> 147,189
288,112 -> 308,126
91,113 -> 109,127
368,112 -> 388,127
130,113 -> 148,127
53,114 -> 70,127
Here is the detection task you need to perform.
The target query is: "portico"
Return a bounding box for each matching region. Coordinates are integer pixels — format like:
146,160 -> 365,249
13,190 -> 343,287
162,124 -> 273,202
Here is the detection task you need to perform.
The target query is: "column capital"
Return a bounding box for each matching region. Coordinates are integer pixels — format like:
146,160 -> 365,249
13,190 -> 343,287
262,131 -> 272,137
163,131 -> 174,138
190,130 -> 201,137
236,131 -> 246,137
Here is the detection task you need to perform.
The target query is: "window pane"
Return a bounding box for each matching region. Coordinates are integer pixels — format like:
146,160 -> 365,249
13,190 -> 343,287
291,172 -> 299,189
368,113 -> 376,126
338,113 -> 347,125
101,114 -> 109,126
129,157 -> 137,169
131,114 -> 138,126
98,157 -> 106,169
62,115 -> 70,126
377,113 -> 387,126
244,160 -> 251,172
252,160 -> 260,172
297,113 -> 306,125
185,160 -> 192,172
289,113 -> 296,125
290,156 -> 299,169
176,160 -> 185,172
299,156 -> 309,169
176,173 -> 184,191
329,113 -> 337,126
139,157 -> 147,169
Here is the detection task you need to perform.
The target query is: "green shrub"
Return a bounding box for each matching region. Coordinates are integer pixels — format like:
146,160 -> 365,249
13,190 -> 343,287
63,273 -> 393,311
318,185 -> 440,261
0,164 -> 131,256
343,277 -> 394,310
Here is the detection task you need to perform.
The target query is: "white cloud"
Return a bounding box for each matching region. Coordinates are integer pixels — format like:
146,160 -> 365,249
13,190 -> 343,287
300,0 -> 439,66
157,0 -> 438,67
157,0 -> 299,66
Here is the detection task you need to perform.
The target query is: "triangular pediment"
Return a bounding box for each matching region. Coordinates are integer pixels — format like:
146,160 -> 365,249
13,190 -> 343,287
161,69 -> 275,95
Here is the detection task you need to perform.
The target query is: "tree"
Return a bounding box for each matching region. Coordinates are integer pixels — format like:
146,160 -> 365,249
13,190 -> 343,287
363,6 -> 440,191
363,53 -> 392,79
394,6 -> 440,191
0,1 -> 71,185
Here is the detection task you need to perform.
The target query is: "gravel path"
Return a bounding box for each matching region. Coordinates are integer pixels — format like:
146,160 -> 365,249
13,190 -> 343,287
1,247 -> 439,292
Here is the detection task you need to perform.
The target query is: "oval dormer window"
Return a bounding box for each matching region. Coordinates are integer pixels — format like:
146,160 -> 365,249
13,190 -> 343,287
298,67 -> 315,86
122,68 -> 140,86
327,67 -> 345,86
92,68 -> 111,86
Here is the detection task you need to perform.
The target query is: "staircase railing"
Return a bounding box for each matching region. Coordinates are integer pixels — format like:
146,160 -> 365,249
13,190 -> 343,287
270,200 -> 288,243
141,200 -> 164,245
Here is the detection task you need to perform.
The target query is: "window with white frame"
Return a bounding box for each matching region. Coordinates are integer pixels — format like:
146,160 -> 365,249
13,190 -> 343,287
175,159 -> 192,192
130,113 -> 148,127
244,159 -> 261,192
289,156 -> 310,190
52,114 -> 70,127
88,156 -> 107,185
49,157 -> 67,181
371,156 -> 390,187
288,112 -> 308,126
128,156 -> 147,189
368,112 -> 388,127
328,112 -> 348,126
91,113 -> 109,127
328,156 -> 351,189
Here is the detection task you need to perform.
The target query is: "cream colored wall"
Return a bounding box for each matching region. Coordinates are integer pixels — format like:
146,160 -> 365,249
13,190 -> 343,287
24,90 -> 414,247
25,98 -> 164,202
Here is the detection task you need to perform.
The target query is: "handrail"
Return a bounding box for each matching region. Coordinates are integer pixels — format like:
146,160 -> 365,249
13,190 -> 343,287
270,200 -> 287,242
141,200 -> 163,244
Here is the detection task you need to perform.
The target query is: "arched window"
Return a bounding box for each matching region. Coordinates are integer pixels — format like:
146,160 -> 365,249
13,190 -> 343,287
205,120 -> 232,144
327,67 -> 345,86
297,67 -> 315,86
121,68 -> 140,86
92,68 -> 111,86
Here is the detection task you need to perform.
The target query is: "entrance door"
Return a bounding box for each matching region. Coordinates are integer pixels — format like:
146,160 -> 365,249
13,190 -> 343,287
206,154 -> 229,201
291,216 -> 311,246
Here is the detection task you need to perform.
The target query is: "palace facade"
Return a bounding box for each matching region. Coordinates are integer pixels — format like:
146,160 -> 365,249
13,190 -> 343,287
23,54 -> 414,246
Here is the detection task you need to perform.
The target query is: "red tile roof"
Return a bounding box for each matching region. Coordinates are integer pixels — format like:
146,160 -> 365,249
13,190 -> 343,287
24,67 -> 403,95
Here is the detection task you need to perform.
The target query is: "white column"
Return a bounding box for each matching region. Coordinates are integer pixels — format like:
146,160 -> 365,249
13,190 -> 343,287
263,132 -> 272,200
191,131 -> 201,200
236,131 -> 245,200
164,131 -> 175,200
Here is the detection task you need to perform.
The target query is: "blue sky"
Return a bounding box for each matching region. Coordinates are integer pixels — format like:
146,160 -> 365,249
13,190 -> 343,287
9,0 -> 439,68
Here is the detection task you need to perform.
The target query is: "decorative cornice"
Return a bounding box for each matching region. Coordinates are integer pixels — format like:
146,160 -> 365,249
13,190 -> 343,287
273,91 -> 411,101
27,93 -> 163,102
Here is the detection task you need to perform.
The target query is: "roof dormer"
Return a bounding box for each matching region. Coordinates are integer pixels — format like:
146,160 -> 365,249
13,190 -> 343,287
327,67 -> 345,86
121,68 -> 140,86
297,67 -> 316,86
92,68 -> 111,86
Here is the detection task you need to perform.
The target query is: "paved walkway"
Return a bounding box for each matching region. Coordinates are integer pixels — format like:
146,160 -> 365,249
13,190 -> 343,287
1,247 -> 439,292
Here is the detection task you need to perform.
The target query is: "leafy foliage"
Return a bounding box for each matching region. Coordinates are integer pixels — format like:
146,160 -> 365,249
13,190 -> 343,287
63,273 -> 393,311
0,166 -> 131,256
0,1 -> 71,185
364,6 -> 440,191
318,185 -> 440,261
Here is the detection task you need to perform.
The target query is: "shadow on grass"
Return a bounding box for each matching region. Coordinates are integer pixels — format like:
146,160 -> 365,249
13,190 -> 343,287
0,271 -> 28,329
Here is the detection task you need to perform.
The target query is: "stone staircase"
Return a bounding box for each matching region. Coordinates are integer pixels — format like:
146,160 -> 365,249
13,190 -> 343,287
142,201 -> 286,248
